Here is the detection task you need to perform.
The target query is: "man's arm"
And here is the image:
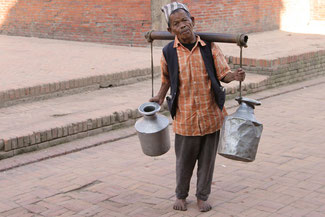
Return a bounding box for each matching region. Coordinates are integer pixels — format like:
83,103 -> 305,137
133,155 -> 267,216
149,53 -> 170,105
149,82 -> 170,105
210,43 -> 246,83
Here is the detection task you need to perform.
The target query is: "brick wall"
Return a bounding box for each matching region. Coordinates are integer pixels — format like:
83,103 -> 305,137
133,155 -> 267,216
177,0 -> 282,33
0,0 -> 324,46
0,0 -> 151,46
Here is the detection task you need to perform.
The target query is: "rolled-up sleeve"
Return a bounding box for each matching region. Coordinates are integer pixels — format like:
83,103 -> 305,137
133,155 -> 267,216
211,43 -> 231,81
161,53 -> 170,85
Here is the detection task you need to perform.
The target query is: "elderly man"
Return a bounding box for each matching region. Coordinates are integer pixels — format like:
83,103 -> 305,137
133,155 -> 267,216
150,2 -> 245,212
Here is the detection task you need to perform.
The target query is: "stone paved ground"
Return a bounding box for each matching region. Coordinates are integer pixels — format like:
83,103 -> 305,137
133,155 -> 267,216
0,78 -> 324,217
0,35 -> 162,91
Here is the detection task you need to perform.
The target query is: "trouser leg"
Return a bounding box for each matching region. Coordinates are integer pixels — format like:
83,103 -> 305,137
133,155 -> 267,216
196,131 -> 220,201
174,134 -> 200,199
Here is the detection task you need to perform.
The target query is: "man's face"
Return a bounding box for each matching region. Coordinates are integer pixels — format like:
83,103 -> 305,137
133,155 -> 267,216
168,9 -> 195,43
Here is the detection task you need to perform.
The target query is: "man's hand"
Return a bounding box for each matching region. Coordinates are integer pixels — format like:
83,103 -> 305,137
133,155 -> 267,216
149,95 -> 164,105
222,68 -> 246,83
234,68 -> 246,81
149,82 -> 170,105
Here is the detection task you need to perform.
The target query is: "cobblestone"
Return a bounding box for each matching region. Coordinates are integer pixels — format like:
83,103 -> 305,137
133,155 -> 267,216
0,78 -> 324,216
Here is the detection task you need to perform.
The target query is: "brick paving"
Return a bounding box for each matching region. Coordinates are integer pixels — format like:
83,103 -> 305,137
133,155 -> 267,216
218,30 -> 325,60
0,78 -> 324,217
0,28 -> 325,215
0,35 -> 162,92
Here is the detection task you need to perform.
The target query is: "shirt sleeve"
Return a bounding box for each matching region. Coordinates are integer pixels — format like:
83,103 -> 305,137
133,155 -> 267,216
161,52 -> 170,85
211,42 -> 231,81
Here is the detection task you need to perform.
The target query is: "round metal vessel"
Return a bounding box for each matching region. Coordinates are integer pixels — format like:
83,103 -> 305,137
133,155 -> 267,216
218,97 -> 263,162
135,102 -> 170,156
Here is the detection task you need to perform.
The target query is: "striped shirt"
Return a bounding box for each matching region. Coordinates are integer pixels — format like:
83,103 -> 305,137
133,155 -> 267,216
161,36 -> 231,136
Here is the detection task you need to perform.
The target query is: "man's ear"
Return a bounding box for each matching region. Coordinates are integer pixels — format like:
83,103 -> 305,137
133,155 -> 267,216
191,16 -> 195,27
168,27 -> 175,35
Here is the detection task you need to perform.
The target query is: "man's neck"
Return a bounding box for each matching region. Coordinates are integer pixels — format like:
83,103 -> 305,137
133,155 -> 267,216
178,35 -> 197,44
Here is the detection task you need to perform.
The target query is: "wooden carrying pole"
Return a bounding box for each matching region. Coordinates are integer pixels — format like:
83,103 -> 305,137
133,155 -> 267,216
145,31 -> 248,47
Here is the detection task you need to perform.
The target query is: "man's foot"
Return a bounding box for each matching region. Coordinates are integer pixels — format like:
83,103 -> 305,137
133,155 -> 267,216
173,199 -> 187,211
197,199 -> 212,212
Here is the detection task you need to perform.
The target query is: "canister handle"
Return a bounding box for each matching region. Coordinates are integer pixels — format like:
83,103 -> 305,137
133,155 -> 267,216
236,97 -> 261,109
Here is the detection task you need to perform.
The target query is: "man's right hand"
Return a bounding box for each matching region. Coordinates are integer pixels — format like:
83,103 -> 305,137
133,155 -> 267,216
149,96 -> 164,105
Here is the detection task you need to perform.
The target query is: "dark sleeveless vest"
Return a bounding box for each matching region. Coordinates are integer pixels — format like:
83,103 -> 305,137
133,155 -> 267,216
163,40 -> 225,119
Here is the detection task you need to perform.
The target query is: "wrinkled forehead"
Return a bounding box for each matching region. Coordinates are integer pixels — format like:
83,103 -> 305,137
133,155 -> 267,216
169,9 -> 191,23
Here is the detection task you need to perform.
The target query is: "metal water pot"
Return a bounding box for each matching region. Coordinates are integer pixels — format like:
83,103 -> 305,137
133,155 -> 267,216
218,97 -> 263,162
135,102 -> 171,156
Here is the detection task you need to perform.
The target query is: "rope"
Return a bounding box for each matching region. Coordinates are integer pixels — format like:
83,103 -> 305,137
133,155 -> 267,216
239,46 -> 243,99
150,41 -> 154,97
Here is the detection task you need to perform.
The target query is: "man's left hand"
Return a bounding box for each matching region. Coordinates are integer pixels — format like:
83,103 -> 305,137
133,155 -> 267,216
234,68 -> 246,81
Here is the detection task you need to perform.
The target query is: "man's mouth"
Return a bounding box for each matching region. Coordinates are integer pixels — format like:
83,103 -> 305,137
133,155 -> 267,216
181,29 -> 190,34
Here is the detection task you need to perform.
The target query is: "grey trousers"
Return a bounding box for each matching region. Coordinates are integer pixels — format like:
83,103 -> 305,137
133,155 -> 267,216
175,131 -> 220,201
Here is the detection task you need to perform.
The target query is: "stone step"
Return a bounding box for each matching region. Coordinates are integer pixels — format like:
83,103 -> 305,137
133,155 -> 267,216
0,73 -> 269,160
0,66 -> 161,108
